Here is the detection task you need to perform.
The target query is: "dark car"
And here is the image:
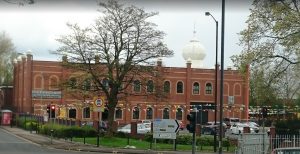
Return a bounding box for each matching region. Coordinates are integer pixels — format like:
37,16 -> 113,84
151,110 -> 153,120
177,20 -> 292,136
202,125 -> 217,135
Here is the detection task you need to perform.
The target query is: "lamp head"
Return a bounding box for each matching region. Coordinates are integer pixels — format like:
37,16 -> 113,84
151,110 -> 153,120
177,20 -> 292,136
205,12 -> 210,16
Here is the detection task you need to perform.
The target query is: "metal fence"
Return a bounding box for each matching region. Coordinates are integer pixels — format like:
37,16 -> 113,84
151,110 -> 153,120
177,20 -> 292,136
236,133 -> 300,154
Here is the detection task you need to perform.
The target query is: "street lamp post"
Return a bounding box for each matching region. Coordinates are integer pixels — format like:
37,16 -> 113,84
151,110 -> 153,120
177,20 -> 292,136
205,11 -> 219,153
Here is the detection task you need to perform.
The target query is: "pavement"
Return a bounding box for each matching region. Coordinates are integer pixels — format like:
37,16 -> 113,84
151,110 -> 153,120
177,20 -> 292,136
0,126 -> 234,154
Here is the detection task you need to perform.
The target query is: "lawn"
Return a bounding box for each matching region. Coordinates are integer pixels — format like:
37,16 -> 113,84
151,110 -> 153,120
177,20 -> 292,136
73,136 -> 236,152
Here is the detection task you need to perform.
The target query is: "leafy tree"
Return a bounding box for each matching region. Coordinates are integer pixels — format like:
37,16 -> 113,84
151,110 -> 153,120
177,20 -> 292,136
54,0 -> 173,136
232,0 -> 300,107
0,31 -> 16,86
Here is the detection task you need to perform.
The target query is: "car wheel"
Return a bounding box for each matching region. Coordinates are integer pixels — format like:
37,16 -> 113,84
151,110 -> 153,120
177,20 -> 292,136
239,130 -> 241,134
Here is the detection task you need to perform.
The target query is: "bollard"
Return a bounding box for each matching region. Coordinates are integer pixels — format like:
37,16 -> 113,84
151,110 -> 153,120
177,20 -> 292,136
50,129 -> 54,144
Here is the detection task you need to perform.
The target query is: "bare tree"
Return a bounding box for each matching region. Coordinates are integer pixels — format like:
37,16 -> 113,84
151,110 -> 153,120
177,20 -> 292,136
54,0 -> 173,135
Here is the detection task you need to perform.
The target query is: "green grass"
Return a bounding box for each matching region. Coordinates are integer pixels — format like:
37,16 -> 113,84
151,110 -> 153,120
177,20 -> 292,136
73,137 -> 236,152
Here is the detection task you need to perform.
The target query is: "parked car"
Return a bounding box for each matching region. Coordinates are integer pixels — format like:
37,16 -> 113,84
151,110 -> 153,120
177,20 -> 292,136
202,125 -> 217,135
242,122 -> 259,133
117,123 -> 150,134
230,123 -> 256,134
206,121 -> 227,127
81,121 -> 108,131
272,147 -> 300,154
139,120 -> 151,127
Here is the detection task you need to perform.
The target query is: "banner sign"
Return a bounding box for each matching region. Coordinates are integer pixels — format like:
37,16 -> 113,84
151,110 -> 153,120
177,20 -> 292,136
32,90 -> 62,99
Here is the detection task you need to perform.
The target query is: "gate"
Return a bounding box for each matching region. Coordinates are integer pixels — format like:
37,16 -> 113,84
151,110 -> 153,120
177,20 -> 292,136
236,133 -> 269,154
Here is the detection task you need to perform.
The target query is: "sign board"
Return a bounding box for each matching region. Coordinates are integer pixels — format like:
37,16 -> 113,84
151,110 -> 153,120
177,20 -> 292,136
32,90 -> 62,99
153,132 -> 177,139
153,119 -> 180,133
153,119 -> 179,139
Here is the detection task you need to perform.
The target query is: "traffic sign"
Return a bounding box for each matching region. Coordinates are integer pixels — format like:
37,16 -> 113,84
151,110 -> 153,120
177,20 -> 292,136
153,119 -> 180,133
93,96 -> 105,112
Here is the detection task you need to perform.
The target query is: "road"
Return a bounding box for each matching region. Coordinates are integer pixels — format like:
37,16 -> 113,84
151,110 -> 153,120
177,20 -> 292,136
0,128 -> 106,154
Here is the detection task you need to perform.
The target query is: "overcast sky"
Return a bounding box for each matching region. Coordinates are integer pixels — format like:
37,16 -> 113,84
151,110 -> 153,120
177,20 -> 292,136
0,0 -> 253,68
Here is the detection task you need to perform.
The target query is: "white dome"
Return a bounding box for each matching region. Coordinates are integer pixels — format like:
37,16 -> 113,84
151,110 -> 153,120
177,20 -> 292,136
182,38 -> 206,61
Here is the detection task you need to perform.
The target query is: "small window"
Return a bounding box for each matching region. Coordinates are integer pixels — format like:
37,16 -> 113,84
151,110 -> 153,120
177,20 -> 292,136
205,83 -> 212,94
147,80 -> 154,93
146,107 -> 153,119
193,82 -> 200,94
177,81 -> 183,93
132,107 -> 140,120
115,107 -> 122,119
163,108 -> 170,119
133,80 -> 141,92
163,81 -> 170,93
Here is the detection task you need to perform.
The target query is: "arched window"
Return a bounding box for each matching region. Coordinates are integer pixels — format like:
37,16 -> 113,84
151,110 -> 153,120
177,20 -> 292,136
132,107 -> 140,120
102,78 -> 109,90
82,79 -> 91,91
163,81 -> 170,93
34,75 -> 43,89
147,80 -> 154,93
49,76 -> 59,90
205,83 -> 212,94
163,108 -> 170,119
177,81 -> 183,93
115,107 -> 122,119
193,82 -> 200,94
133,80 -> 141,92
146,107 -> 153,119
102,108 -> 109,121
176,108 -> 183,120
68,109 -> 76,119
234,83 -> 241,96
69,77 -> 77,89
82,107 -> 90,119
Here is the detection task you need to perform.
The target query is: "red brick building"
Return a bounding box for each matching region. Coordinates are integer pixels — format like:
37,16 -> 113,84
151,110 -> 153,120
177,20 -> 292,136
12,51 -> 250,125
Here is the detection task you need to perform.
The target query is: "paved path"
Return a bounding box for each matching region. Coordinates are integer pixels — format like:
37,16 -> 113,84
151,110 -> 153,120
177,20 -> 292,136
0,126 -> 234,154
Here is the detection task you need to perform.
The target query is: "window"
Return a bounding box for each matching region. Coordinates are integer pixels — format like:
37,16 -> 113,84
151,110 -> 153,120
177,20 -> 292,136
177,81 -> 183,93
205,83 -> 212,94
69,77 -> 77,89
176,108 -> 183,120
147,80 -> 154,93
69,109 -> 76,119
133,80 -> 141,92
132,107 -> 140,120
193,82 -> 200,94
163,81 -> 170,93
82,79 -> 91,91
146,107 -> 153,119
34,75 -> 43,89
102,78 -> 109,90
82,107 -> 90,119
115,107 -> 122,119
163,108 -> 170,119
49,76 -> 59,90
